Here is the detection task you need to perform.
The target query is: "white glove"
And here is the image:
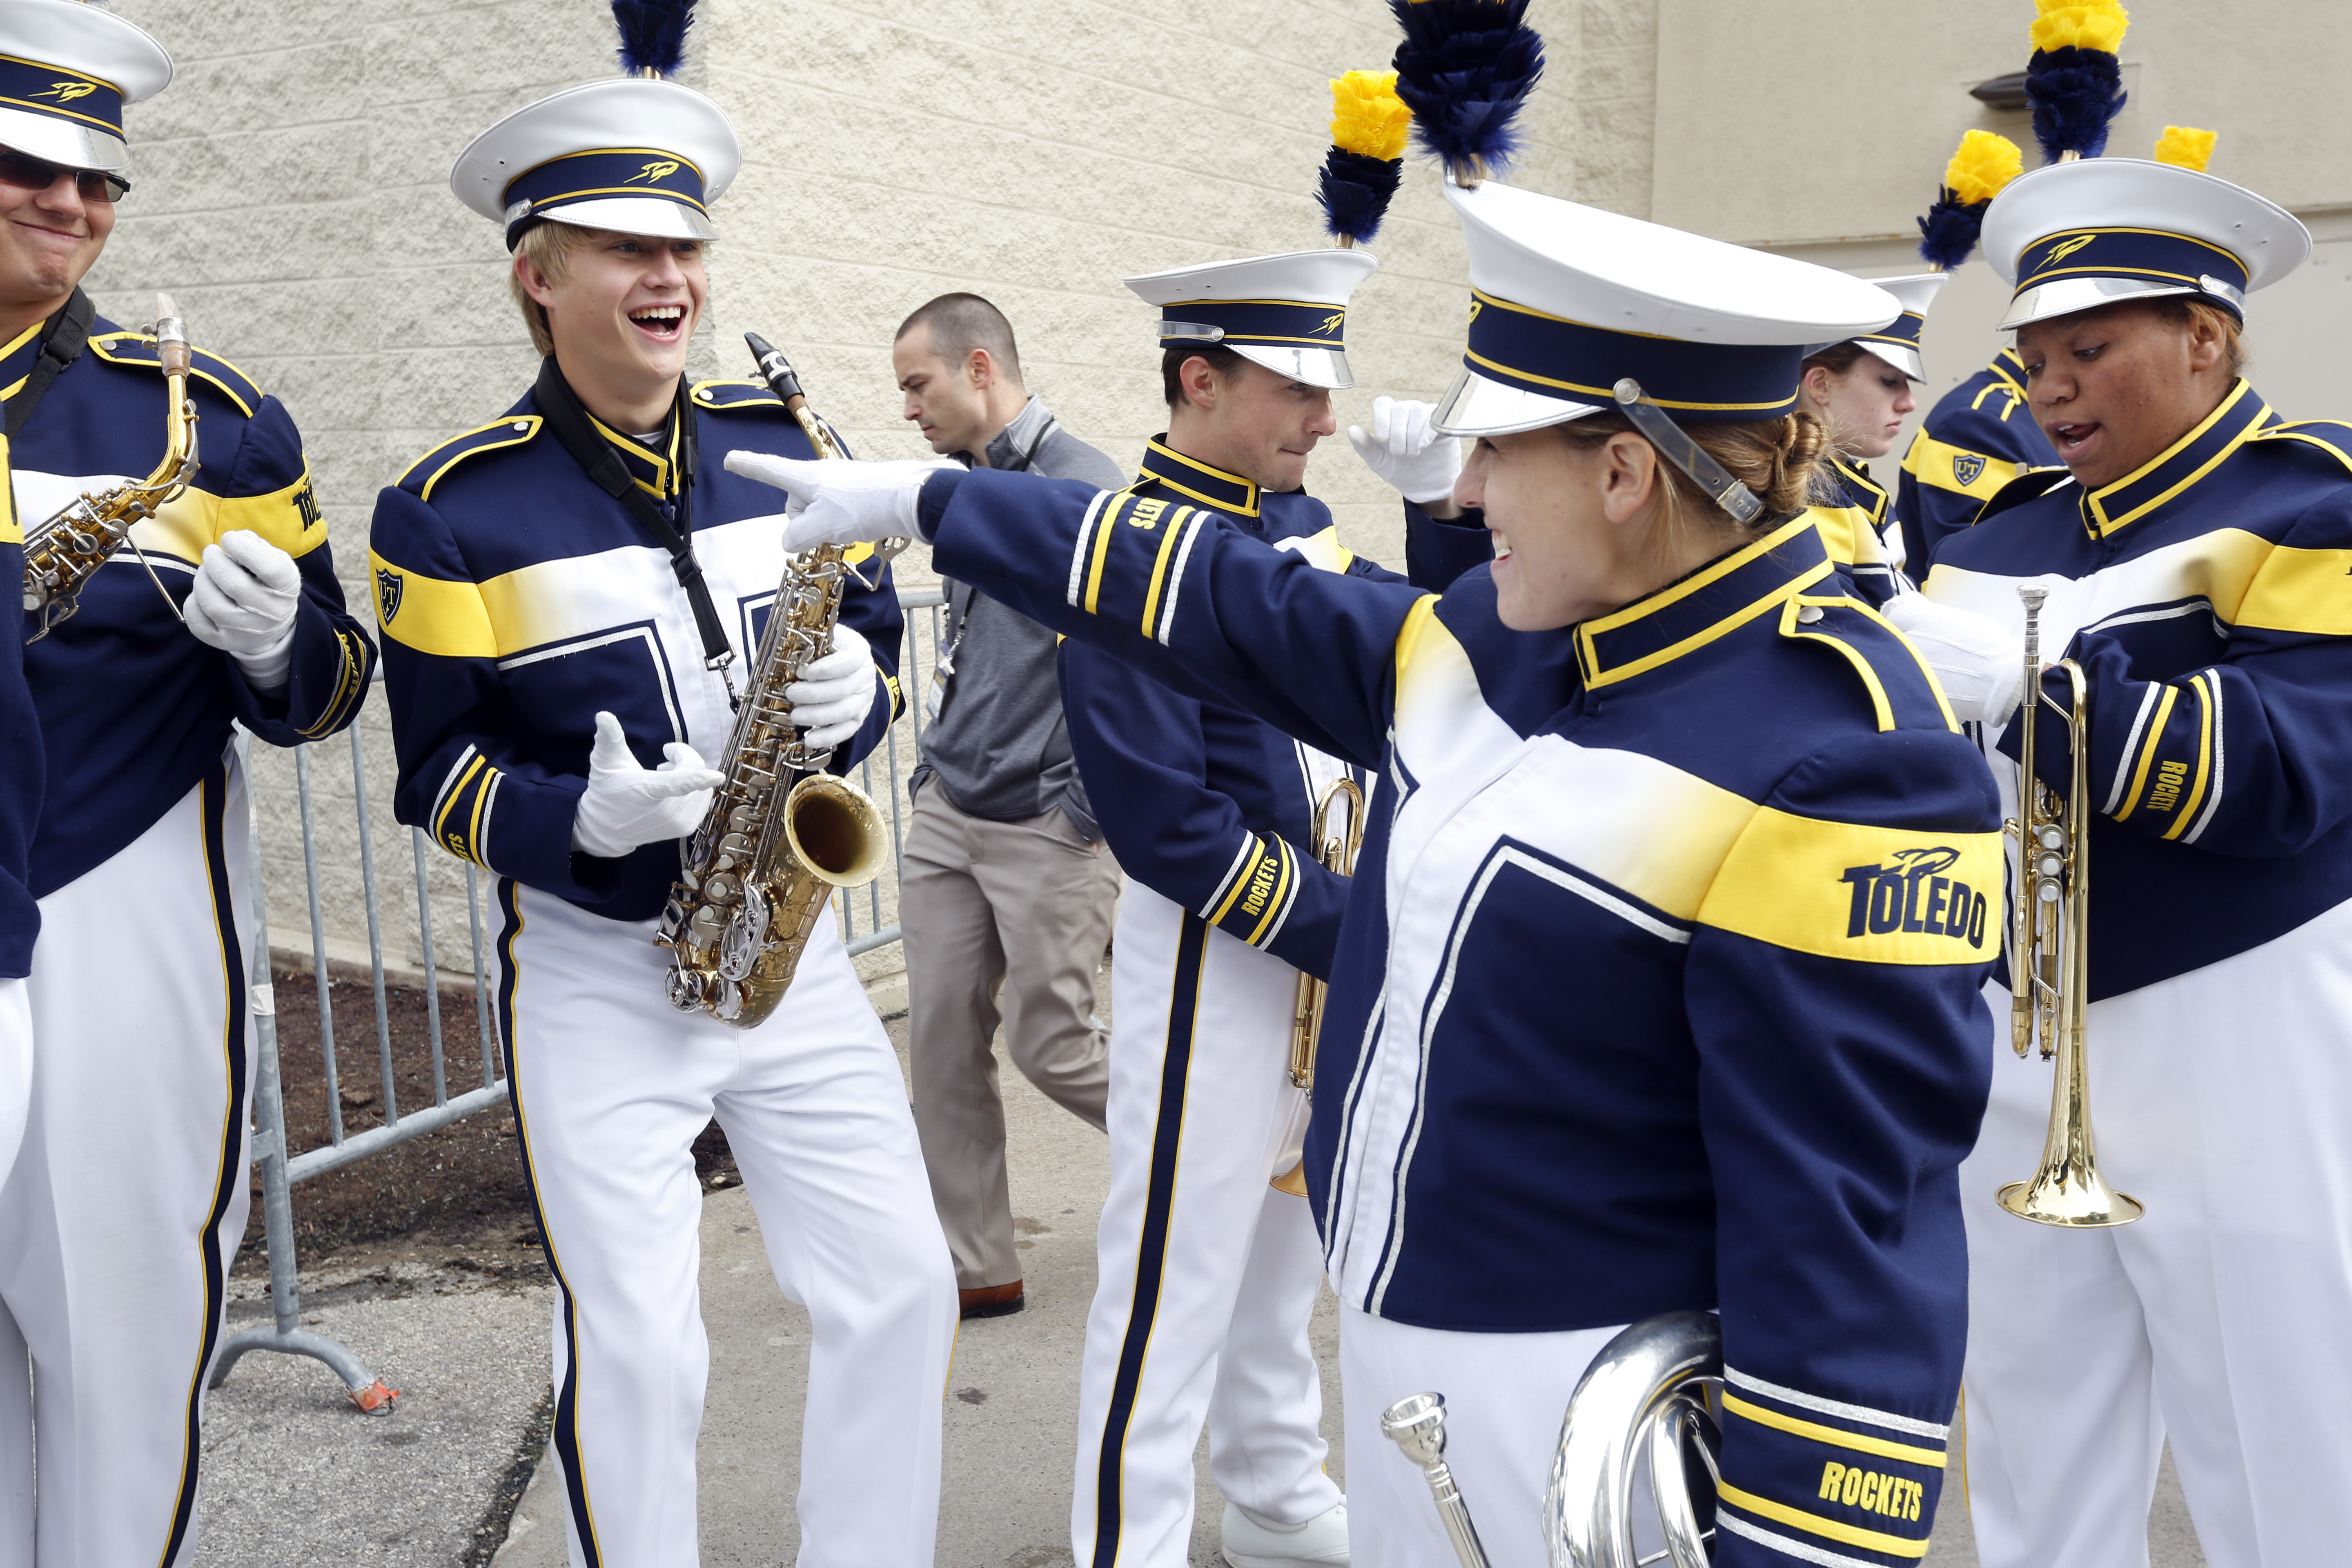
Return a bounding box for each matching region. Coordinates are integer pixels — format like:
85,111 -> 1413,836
1347,396 -> 1463,505
185,530 -> 301,692
786,621 -> 881,753
1881,594 -> 2027,726
570,710 -> 726,859
723,452 -> 951,553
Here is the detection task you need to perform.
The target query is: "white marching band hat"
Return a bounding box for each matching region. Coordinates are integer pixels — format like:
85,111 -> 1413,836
1815,272 -> 1949,383
1984,158 -> 2308,330
1431,180 -> 1902,440
0,0 -> 172,174
1125,248 -> 1381,392
451,78 -> 742,251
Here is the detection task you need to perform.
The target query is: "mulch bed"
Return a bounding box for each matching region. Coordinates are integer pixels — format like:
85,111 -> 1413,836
247,961 -> 738,1274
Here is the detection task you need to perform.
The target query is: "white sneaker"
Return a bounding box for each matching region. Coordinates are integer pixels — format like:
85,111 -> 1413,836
1221,1499 -> 1350,1568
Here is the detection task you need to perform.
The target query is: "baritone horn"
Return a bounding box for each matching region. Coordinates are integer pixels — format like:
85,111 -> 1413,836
1271,775 -> 1364,1196
1997,584 -> 2142,1226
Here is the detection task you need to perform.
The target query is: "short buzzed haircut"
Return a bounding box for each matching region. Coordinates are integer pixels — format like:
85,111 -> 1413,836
896,292 -> 1022,385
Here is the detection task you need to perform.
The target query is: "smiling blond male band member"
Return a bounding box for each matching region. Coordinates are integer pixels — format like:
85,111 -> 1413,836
0,7 -> 377,1563
368,67 -> 955,1567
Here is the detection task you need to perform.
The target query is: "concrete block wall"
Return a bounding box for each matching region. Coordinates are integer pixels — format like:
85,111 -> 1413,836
80,0 -> 1652,982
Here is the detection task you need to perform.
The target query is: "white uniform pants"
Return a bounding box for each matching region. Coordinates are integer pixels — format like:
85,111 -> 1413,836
499,880 -> 957,1568
0,766 -> 253,1568
1071,882 -> 1338,1568
1340,1308 -> 1651,1568
1960,897 -> 2352,1568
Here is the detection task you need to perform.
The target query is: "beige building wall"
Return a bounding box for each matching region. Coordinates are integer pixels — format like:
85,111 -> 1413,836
78,0 -> 1657,982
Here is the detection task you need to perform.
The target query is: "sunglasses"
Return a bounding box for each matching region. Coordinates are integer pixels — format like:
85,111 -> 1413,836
0,146 -> 129,204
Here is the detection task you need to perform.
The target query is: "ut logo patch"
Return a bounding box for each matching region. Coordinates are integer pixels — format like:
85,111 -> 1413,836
1840,846 -> 1987,944
36,81 -> 96,104
1951,452 -> 1986,488
632,159 -> 682,184
375,566 -> 405,625
2043,233 -> 2098,268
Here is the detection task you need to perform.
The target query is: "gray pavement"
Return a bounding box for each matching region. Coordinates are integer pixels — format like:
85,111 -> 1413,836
194,993 -> 2207,1567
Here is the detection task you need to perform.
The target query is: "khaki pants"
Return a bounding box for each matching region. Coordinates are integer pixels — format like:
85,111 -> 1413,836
902,785 -> 1120,1290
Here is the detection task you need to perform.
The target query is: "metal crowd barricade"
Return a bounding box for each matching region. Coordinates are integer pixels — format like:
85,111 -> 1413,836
211,586 -> 949,1409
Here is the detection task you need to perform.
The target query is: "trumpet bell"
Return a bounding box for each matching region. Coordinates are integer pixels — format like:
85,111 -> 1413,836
1996,1169 -> 2144,1227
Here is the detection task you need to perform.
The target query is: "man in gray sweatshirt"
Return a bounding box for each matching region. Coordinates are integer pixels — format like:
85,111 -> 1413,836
893,294 -> 1127,1318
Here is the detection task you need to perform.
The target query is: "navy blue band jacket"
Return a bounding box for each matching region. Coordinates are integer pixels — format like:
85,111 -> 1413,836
9,313 -> 374,900
0,433 -> 35,976
1898,347 -> 2059,575
368,370 -> 903,921
1808,452 -> 1907,608
1927,380 -> 2352,1000
922,464 -> 1998,1567
1057,438 -> 1492,981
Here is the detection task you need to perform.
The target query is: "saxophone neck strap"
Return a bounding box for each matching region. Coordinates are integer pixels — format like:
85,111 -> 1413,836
534,356 -> 737,687
5,287 -> 95,439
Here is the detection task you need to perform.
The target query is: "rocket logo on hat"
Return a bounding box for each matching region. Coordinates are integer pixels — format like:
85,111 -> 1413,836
0,1 -> 174,174
1125,251 -> 1381,392
632,159 -> 681,183
2044,234 -> 2099,267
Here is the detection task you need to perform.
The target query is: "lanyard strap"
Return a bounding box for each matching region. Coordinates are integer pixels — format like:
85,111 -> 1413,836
533,356 -> 737,686
5,287 -> 95,439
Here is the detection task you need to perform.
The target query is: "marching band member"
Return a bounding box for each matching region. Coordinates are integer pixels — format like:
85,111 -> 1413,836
1899,131 -> 2049,573
367,36 -> 955,1567
1053,241 -> 1488,1568
1797,274 -> 1940,605
0,429 -> 29,1233
1894,148 -> 2352,1566
0,5 -> 376,1561
735,176 -> 2000,1568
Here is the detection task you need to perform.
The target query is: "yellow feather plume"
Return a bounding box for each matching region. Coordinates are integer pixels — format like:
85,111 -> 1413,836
2030,0 -> 2129,56
2154,125 -> 2217,172
1330,70 -> 1410,161
1944,130 -> 2025,206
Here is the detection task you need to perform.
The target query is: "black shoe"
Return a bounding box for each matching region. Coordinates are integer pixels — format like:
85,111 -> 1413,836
959,1281 -> 1025,1319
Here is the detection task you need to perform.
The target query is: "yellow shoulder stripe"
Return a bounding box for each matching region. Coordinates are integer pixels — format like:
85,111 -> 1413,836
1900,432 -> 2022,500
1274,524 -> 1357,575
1779,597 -> 1893,732
1722,1393 -> 1946,1468
1702,809 -> 2001,965
368,548 -> 496,659
2235,539 -> 2352,637
1392,593 -> 1444,684
0,432 -> 15,546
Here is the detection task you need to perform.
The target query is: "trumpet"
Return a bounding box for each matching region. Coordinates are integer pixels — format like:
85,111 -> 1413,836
1996,584 -> 2142,1227
1271,775 -> 1364,1196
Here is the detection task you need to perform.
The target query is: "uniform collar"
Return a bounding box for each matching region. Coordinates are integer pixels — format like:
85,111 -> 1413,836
0,316 -> 47,401
1829,453 -> 1888,523
1575,514 -> 1832,690
586,399 -> 686,501
1137,437 -> 1260,517
1988,345 -> 2031,401
2078,379 -> 2272,540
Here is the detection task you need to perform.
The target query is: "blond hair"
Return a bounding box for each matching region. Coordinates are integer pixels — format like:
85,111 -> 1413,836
1557,409 -> 1834,557
508,221 -> 598,357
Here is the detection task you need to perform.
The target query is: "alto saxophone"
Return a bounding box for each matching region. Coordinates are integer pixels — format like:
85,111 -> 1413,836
656,334 -> 905,1028
22,293 -> 200,640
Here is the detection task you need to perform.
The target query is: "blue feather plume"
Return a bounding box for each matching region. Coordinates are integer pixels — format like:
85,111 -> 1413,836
2026,46 -> 2127,163
1915,194 -> 1989,270
614,0 -> 697,79
1318,149 -> 1405,246
1388,0 -> 1545,182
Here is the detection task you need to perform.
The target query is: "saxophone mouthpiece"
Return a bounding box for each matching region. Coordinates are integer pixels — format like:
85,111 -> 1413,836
153,292 -> 191,377
744,332 -> 806,407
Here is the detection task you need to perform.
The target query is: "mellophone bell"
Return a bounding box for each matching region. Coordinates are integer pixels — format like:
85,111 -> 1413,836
740,162 -> 2007,1568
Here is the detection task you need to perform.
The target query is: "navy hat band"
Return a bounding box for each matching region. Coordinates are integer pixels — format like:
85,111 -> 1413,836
502,147 -> 708,241
2014,227 -> 2250,304
1157,297 -> 1349,350
1856,310 -> 1926,351
0,53 -> 123,138
1463,290 -> 1802,420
